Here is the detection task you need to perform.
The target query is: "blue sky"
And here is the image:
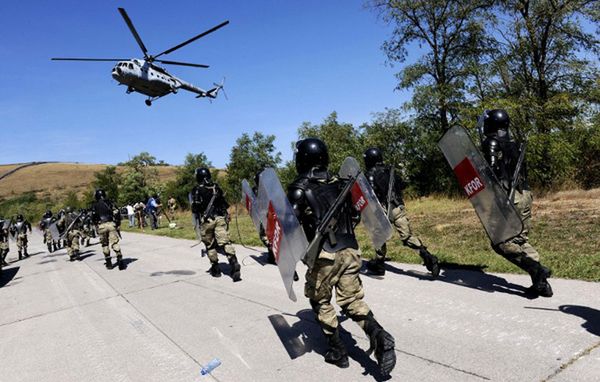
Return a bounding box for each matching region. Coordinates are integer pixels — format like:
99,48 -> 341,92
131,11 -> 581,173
0,0 -> 409,167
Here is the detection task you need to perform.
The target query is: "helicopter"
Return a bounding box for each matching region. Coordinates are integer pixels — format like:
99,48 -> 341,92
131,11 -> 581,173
52,8 -> 228,106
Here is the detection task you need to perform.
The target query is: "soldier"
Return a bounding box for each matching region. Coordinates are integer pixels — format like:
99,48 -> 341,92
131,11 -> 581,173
287,138 -> 396,376
39,210 -> 58,253
0,216 -> 10,267
190,167 -> 241,282
79,209 -> 93,247
363,148 -> 440,277
91,189 -> 126,270
481,109 -> 552,297
58,207 -> 82,261
11,214 -> 32,260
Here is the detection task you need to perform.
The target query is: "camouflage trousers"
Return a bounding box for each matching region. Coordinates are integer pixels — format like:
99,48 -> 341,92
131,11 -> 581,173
376,205 -> 423,259
66,230 -> 81,257
16,233 -> 28,252
98,222 -> 121,257
200,216 -> 236,264
492,189 -> 540,268
305,248 -> 371,335
44,229 -> 54,244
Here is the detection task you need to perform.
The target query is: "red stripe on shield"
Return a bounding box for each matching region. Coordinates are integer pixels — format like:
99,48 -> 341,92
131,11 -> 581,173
453,157 -> 485,198
350,181 -> 368,212
266,201 -> 282,263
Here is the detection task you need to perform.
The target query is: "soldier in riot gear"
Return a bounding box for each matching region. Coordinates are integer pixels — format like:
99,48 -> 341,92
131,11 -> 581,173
481,109 -> 553,297
11,214 -> 32,260
287,138 -> 396,376
58,207 -> 82,261
91,189 -> 126,270
363,148 -> 440,277
0,216 -> 10,267
191,167 -> 241,281
39,210 -> 58,253
79,209 -> 93,247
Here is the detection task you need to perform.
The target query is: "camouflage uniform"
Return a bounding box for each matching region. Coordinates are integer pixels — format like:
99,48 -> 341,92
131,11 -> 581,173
191,170 -> 241,282
59,212 -> 82,261
91,195 -> 125,270
364,161 -> 439,277
12,218 -> 32,260
288,150 -> 396,377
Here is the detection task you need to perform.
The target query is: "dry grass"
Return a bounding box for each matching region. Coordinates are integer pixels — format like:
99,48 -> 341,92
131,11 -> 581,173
0,164 -> 24,178
0,162 -> 178,199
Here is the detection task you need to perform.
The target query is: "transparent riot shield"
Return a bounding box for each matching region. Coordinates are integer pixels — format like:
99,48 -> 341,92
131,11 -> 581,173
339,157 -> 393,250
49,221 -> 61,242
241,179 -> 262,232
438,125 -> 523,245
257,168 -> 308,302
188,192 -> 203,243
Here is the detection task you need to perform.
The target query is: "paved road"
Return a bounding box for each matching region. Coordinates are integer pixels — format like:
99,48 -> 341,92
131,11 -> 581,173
0,231 -> 598,381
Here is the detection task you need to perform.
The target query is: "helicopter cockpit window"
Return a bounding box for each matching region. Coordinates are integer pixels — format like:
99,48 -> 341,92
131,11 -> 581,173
128,63 -> 133,69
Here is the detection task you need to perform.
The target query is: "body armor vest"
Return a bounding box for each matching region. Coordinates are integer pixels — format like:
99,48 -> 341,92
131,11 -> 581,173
289,171 -> 358,253
366,165 -> 405,209
482,136 -> 528,192
191,183 -> 229,218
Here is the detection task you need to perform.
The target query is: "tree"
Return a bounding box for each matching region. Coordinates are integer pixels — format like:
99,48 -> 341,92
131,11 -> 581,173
118,152 -> 160,205
370,0 -> 493,132
164,153 -> 212,208
92,165 -> 121,202
225,132 -> 281,202
297,112 -> 364,173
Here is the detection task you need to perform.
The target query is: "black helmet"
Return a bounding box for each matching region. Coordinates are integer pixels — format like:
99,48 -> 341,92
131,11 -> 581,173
195,167 -> 211,183
43,210 -> 52,218
483,109 -> 510,137
294,138 -> 329,173
95,189 -> 107,201
65,207 -> 72,214
16,214 -> 24,221
363,147 -> 384,170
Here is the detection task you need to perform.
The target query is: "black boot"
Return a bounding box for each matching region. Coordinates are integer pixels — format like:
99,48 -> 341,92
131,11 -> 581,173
229,256 -> 242,282
105,256 -> 113,269
47,243 -> 53,253
367,257 -> 386,276
24,249 -> 29,258
73,250 -> 80,261
528,263 -> 553,297
324,329 -> 349,368
117,254 -> 126,270
53,243 -> 58,252
363,312 -> 397,377
266,247 -> 276,265
2,251 -> 8,266
419,247 -> 440,278
209,263 -> 222,278
18,251 -> 22,260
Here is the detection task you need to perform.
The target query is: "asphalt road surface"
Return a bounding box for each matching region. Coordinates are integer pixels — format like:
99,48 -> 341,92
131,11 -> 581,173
0,231 -> 598,381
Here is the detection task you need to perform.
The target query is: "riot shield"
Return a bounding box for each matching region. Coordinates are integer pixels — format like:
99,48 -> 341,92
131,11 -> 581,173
339,157 -> 393,250
188,192 -> 203,242
257,168 -> 308,302
241,179 -> 262,232
438,125 -> 523,245
49,221 -> 61,242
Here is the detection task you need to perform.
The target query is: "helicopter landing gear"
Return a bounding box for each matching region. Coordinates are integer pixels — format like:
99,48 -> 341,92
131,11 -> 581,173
145,99 -> 152,106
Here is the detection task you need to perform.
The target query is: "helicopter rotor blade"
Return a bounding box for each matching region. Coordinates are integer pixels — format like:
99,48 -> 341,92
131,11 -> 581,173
153,20 -> 229,59
51,58 -> 129,62
155,60 -> 209,68
118,8 -> 149,58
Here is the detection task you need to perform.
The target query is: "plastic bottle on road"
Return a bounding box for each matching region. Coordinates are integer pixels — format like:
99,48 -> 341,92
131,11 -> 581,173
200,358 -> 221,376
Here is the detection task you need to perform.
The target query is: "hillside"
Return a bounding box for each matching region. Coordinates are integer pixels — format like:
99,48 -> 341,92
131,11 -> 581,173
0,162 -> 178,200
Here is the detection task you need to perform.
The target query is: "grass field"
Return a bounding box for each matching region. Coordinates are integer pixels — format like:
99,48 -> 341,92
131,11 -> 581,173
123,188 -> 600,282
0,162 -> 177,199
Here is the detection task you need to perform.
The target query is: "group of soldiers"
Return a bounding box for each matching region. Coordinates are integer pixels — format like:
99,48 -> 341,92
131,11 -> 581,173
1,189 -> 126,271
187,108 -> 552,377
0,108 -> 552,378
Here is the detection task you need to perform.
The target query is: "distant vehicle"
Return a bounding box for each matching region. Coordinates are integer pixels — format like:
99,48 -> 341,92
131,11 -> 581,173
52,8 -> 228,106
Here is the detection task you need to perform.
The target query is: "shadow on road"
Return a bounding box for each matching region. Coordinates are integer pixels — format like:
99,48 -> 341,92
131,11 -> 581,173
37,259 -> 57,265
364,260 -> 536,299
268,309 -> 390,381
150,270 -> 196,277
250,252 -> 273,266
559,305 -> 600,337
77,251 -> 97,261
26,251 -> 44,257
0,266 -> 20,288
